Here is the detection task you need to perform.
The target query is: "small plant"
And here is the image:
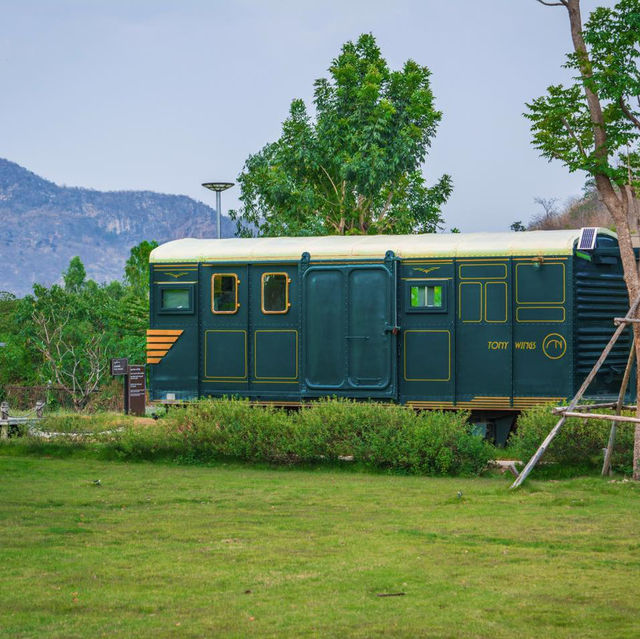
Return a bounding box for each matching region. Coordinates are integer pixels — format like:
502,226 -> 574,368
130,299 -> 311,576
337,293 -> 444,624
508,404 -> 634,474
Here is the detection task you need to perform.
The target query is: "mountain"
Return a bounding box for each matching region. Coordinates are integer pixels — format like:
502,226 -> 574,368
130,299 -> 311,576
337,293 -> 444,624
0,159 -> 235,296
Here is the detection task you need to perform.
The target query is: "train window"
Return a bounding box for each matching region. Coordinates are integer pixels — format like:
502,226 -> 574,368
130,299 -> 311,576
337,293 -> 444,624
262,273 -> 290,314
212,274 -> 239,313
406,280 -> 447,312
158,285 -> 194,314
161,288 -> 190,310
411,284 -> 442,308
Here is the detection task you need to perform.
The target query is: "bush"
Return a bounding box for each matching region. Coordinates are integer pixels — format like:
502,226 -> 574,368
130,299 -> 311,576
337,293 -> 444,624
112,398 -> 495,475
508,404 -> 634,474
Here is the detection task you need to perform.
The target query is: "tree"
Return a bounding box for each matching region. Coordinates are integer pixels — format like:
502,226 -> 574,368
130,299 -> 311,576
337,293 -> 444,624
528,0 -> 640,477
510,221 -> 527,232
125,240 -> 158,296
19,280 -> 109,410
0,291 -> 16,335
530,196 -> 560,229
117,240 -> 158,360
0,246 -> 154,408
11,253 -> 148,410
231,33 -> 452,237
63,256 -> 86,292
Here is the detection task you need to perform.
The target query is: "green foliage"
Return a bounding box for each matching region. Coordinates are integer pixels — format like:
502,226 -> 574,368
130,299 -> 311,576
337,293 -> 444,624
63,256 -> 86,292
113,398 -> 494,476
231,33 -> 452,237
583,0 -> 640,106
0,291 -> 17,334
13,278 -> 116,409
525,0 -> 640,187
0,241 -> 155,407
124,240 -> 158,296
509,404 -> 634,474
0,292 -> 36,391
510,221 -> 527,232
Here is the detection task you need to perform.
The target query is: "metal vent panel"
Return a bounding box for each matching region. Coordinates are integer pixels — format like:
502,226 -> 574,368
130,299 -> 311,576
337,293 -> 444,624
578,227 -> 597,250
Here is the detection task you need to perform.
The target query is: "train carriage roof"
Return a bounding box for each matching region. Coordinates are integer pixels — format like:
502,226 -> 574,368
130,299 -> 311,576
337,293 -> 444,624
149,228 -> 617,263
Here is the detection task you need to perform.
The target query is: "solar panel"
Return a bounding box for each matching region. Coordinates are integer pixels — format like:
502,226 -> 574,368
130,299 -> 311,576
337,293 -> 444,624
578,227 -> 597,250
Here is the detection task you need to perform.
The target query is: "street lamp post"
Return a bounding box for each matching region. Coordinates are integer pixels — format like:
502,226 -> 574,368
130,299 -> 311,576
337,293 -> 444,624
202,182 -> 234,239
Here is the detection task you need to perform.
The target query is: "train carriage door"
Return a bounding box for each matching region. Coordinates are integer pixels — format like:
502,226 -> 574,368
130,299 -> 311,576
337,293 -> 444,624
399,262 -> 455,407
455,260 -> 512,408
200,265 -> 249,396
301,255 -> 397,399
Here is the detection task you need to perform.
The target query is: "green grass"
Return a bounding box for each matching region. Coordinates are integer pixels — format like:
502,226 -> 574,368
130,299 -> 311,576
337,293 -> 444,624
1,455 -> 639,638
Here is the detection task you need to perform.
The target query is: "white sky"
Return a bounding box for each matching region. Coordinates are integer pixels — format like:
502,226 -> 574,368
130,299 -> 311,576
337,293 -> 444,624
0,0 -> 615,232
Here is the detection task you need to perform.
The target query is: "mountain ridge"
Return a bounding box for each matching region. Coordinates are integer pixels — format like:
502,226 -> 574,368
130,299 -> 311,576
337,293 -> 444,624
0,158 -> 235,296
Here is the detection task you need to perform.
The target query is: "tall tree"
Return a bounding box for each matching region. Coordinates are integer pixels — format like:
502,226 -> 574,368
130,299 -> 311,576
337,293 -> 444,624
63,256 -> 86,293
528,0 -> 640,477
111,240 -> 159,361
125,240 -> 158,296
231,33 -> 452,237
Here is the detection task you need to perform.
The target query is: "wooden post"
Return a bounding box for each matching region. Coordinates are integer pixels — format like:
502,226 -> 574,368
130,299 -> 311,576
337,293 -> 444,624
0,401 -> 9,440
559,411 -> 640,423
511,295 -> 640,489
35,400 -> 45,420
602,341 -> 635,476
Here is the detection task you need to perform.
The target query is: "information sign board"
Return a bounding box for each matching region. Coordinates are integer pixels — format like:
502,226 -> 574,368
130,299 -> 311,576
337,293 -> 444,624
110,358 -> 129,376
126,364 -> 146,416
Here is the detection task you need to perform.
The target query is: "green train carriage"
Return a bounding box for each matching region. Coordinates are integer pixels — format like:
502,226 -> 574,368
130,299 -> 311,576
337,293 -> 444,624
147,228 -> 631,439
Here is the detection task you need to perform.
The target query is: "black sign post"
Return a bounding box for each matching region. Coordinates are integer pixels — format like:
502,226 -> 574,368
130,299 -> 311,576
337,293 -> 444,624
126,364 -> 146,417
110,357 -> 129,377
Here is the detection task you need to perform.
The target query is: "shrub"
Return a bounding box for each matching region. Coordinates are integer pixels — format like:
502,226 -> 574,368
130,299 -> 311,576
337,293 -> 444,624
112,398 -> 495,475
508,404 -> 634,474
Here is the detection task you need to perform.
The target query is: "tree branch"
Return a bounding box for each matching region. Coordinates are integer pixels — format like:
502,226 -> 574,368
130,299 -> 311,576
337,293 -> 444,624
378,190 -> 394,222
536,0 -> 568,6
620,97 -> 640,131
318,164 -> 342,204
561,116 -> 588,158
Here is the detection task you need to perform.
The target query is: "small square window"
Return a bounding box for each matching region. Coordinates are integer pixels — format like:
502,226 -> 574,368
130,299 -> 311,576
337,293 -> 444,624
411,285 -> 443,308
406,280 -> 447,313
212,274 -> 238,313
158,286 -> 193,314
161,288 -> 190,310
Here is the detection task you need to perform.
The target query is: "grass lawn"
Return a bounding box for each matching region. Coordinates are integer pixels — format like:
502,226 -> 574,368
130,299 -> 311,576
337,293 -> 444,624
1,455 -> 639,638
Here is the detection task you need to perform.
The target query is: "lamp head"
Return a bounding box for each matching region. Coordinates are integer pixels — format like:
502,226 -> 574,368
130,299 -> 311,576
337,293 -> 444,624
202,182 -> 234,193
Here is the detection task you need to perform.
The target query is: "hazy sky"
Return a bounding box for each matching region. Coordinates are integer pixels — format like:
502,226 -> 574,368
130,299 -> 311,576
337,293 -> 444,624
1,0 -> 616,233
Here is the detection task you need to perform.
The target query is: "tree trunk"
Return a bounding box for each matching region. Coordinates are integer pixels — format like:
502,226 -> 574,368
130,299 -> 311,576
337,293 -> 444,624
600,194 -> 640,479
562,0 -> 640,478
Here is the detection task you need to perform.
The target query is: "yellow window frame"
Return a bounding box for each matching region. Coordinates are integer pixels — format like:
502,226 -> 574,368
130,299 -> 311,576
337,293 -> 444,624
261,272 -> 291,314
211,273 -> 239,314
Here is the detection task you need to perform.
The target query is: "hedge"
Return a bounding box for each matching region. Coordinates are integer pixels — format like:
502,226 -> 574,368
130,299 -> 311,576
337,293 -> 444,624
113,398 -> 494,475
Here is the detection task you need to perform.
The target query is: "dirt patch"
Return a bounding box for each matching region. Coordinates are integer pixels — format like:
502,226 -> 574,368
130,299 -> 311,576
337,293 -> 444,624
133,417 -> 156,427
